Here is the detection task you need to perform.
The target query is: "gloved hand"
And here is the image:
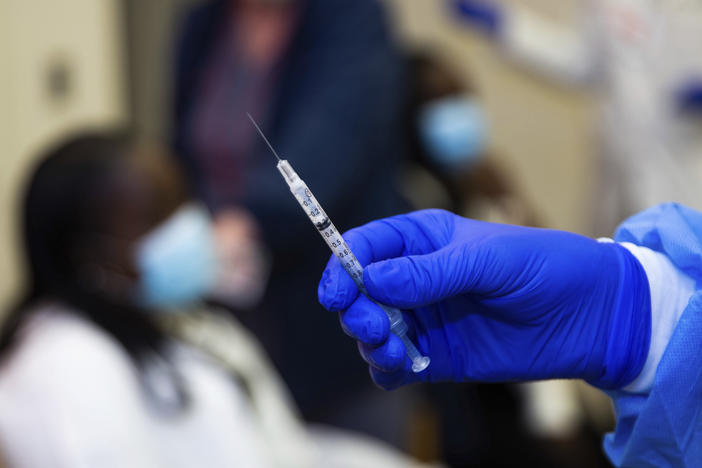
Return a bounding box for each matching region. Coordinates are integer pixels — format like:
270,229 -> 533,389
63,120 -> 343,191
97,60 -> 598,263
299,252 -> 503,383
318,210 -> 651,390
452,0 -> 503,37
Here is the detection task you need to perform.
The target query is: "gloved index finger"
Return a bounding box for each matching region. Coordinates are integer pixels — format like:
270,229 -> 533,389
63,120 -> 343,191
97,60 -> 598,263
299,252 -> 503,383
344,219 -> 408,267
318,218 -> 407,312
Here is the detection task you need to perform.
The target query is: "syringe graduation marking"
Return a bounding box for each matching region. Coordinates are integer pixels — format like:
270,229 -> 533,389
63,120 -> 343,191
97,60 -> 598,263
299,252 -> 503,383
316,218 -> 332,231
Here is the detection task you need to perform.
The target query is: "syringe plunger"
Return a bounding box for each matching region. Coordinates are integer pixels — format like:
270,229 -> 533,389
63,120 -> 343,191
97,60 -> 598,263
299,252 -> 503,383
248,114 -> 430,373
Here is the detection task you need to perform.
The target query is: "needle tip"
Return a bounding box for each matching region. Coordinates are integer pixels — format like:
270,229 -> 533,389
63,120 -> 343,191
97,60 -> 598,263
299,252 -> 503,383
246,112 -> 282,161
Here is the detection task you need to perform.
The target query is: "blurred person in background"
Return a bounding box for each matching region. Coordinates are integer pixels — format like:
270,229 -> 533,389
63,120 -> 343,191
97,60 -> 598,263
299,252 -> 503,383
0,133 -> 437,468
402,50 -> 538,226
171,0 -> 410,444
401,51 -> 608,468
452,0 -> 702,234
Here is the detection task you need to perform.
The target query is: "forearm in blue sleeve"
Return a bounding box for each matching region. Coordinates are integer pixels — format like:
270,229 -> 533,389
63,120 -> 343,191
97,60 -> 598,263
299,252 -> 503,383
603,203 -> 702,466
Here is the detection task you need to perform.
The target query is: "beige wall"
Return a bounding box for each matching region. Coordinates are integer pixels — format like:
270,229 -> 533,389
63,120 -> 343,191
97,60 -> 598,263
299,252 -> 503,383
0,0 -> 127,309
125,0 -> 201,140
383,0 -> 597,233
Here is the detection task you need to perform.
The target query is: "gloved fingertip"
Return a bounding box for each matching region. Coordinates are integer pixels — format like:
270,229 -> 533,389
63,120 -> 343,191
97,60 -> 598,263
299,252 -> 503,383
340,296 -> 390,345
317,267 -> 337,310
368,311 -> 391,345
358,334 -> 406,372
318,257 -> 358,311
369,365 -> 410,391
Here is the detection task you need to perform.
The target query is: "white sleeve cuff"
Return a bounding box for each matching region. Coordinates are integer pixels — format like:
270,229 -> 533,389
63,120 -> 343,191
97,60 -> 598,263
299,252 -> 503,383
616,242 -> 695,393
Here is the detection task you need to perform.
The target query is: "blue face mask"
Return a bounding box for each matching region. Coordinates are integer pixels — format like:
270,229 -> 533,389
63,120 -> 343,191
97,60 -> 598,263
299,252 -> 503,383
418,96 -> 488,170
134,204 -> 217,309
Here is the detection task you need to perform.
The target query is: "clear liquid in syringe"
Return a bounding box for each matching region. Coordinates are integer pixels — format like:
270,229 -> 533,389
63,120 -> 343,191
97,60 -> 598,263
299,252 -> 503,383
286,166 -> 363,284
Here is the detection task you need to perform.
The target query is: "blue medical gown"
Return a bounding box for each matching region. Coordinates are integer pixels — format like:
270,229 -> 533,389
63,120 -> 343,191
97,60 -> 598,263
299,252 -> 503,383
605,202 -> 702,466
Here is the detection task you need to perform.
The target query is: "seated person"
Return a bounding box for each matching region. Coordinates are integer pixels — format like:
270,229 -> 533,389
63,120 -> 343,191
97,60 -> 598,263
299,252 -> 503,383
0,132 -> 437,468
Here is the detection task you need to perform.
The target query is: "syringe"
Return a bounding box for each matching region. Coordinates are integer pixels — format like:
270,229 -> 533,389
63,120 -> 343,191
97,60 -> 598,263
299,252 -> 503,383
247,114 -> 430,373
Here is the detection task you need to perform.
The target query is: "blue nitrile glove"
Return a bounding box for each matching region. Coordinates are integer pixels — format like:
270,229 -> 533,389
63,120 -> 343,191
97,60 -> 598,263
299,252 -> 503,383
318,210 -> 651,390
451,0 -> 503,37
676,79 -> 702,115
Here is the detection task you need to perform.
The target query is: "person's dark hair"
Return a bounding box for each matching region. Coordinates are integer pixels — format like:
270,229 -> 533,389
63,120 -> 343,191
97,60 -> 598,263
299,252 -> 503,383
403,51 -> 474,212
0,132 -> 186,408
404,50 -> 473,165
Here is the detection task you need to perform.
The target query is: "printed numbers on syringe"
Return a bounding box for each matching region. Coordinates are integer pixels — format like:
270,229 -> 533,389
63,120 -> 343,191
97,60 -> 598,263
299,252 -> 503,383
302,200 -> 320,218
299,189 -> 321,218
321,228 -> 362,278
293,184 -> 363,281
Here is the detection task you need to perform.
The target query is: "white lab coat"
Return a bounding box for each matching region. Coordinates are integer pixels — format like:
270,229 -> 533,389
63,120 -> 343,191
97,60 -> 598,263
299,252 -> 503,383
499,0 -> 702,232
0,304 -> 438,468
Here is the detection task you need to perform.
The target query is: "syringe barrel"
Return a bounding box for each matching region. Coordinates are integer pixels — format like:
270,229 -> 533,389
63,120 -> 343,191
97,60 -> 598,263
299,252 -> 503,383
277,160 -> 365,287
277,159 -> 430,373
377,303 -> 407,334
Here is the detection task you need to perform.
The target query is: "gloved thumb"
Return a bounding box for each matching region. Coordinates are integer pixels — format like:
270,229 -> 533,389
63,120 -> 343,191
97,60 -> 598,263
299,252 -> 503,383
364,245 -> 469,309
